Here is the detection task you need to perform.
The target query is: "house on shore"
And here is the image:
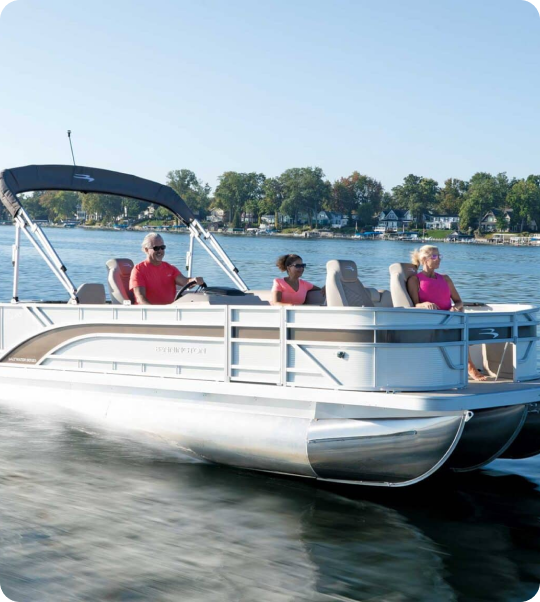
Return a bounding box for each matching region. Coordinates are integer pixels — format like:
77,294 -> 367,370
423,212 -> 459,230
316,210 -> 349,228
480,209 -> 537,233
377,209 -> 413,232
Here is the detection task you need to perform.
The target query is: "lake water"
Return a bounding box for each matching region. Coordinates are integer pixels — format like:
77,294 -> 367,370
0,226 -> 540,602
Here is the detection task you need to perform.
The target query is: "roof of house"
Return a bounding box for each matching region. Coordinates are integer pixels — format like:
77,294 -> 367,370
380,209 -> 411,220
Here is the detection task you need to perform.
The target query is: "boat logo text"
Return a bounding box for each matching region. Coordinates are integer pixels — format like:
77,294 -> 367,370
156,346 -> 207,355
73,174 -> 95,183
478,328 -> 499,339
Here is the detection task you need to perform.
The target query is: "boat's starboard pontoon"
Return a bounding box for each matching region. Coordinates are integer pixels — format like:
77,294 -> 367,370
0,164 -> 539,487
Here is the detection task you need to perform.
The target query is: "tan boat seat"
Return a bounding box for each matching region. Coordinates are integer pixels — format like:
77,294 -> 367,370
366,288 -> 393,308
76,283 -> 106,304
106,258 -> 134,304
389,263 -> 417,307
325,260 -> 374,307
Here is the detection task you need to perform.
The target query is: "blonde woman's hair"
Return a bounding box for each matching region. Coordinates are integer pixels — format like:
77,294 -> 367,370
410,245 -> 439,268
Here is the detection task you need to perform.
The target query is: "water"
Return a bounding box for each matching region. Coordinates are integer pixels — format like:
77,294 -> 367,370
0,226 -> 540,602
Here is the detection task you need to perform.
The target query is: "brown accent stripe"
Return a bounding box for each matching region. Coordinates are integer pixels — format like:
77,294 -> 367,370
2,324 -> 224,365
232,327 -> 280,340
288,329 -> 375,343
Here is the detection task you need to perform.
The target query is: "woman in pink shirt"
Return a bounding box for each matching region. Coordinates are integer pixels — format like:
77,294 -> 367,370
271,254 -> 323,305
407,245 -> 486,381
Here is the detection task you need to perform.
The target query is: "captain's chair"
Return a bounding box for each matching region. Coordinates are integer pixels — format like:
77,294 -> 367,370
389,263 -> 417,307
325,260 -> 374,307
106,258 -> 134,304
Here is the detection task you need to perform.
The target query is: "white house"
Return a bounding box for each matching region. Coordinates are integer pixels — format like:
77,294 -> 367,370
377,209 -> 413,232
423,213 -> 459,230
206,208 -> 226,223
316,211 -> 348,228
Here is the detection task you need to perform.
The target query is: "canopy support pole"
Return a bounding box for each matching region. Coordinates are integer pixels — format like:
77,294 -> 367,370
11,223 -> 21,302
13,209 -> 79,303
186,232 -> 194,278
185,218 -> 248,291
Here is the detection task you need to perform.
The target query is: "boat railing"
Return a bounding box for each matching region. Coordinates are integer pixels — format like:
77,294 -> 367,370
1,303 -> 536,392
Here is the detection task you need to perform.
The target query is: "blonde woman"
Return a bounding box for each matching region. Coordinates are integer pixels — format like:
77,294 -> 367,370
407,245 -> 487,381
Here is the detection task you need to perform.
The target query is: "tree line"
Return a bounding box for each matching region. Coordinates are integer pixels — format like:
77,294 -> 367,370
2,168 -> 540,232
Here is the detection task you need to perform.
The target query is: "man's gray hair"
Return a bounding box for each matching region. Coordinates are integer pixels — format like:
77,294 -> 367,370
142,232 -> 163,252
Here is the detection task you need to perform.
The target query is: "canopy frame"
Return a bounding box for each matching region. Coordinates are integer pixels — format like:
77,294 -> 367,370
0,165 -> 248,302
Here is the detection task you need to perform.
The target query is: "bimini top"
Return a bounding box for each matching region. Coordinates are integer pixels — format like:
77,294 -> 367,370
0,164 -> 196,224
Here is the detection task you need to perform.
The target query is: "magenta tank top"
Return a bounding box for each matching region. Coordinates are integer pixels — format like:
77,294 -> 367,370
417,272 -> 452,310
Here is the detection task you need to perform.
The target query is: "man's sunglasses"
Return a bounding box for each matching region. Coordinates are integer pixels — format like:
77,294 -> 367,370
150,245 -> 166,251
289,263 -> 306,268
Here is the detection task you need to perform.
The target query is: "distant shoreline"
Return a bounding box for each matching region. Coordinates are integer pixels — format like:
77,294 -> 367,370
1,222 -> 539,247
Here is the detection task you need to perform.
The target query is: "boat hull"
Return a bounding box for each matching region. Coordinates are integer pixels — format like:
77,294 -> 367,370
2,365 -> 535,487
500,404 -> 540,459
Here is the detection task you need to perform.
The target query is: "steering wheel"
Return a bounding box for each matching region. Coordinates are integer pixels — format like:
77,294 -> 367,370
174,281 -> 207,301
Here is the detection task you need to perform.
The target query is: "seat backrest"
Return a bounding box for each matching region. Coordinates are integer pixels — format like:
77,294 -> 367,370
106,258 -> 134,304
325,260 -> 374,307
76,283 -> 106,304
366,287 -> 393,308
389,262 -> 417,307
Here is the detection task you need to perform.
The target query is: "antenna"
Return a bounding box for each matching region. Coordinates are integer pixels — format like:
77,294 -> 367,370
67,130 -> 76,166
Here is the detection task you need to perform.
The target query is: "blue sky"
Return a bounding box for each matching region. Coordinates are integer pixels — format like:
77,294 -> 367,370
0,0 -> 539,192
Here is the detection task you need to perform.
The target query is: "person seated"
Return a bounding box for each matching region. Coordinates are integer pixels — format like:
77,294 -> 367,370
129,233 -> 204,305
271,254 -> 323,306
406,245 -> 487,381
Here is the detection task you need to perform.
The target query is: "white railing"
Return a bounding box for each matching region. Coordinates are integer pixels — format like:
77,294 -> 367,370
3,303 -> 536,391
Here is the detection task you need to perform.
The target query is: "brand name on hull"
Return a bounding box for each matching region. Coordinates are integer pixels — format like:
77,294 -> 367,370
156,346 -> 207,355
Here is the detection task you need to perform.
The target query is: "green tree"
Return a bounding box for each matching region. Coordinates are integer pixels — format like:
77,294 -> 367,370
81,193 -> 123,223
459,172 -> 511,231
436,178 -> 468,215
22,191 -> 49,220
166,169 -> 211,219
122,198 -> 148,219
328,172 -> 383,226
279,167 -> 331,227
214,172 -> 265,225
391,175 -> 439,225
507,176 -> 540,232
260,177 -> 285,228
40,190 -> 80,221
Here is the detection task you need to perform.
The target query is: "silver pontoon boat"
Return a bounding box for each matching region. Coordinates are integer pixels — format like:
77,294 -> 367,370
0,165 -> 539,487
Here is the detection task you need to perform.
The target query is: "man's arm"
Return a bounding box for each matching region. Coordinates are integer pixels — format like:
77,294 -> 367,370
132,286 -> 151,305
175,274 -> 205,288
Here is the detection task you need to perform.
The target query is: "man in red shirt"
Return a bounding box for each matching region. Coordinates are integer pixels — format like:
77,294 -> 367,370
129,233 -> 204,305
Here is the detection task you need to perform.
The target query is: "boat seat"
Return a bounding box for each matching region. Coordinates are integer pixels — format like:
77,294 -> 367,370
389,263 -> 417,307
305,289 -> 326,305
325,260 -> 374,307
366,288 -> 393,308
76,283 -> 106,304
106,258 -> 134,304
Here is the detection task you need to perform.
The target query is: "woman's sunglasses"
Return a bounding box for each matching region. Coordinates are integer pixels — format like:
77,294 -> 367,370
150,245 -> 166,251
289,263 -> 306,269
429,254 -> 442,260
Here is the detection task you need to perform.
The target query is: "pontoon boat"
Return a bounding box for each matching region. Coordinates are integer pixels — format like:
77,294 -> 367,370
0,165 -> 539,487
